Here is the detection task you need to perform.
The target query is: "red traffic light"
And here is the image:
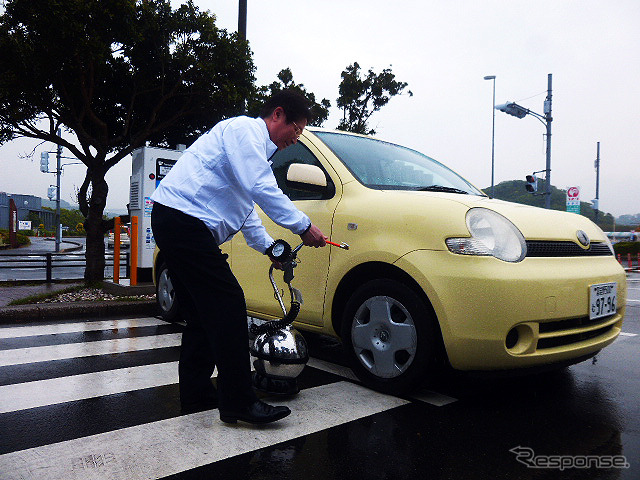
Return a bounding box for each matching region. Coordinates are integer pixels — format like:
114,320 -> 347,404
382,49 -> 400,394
525,174 -> 538,193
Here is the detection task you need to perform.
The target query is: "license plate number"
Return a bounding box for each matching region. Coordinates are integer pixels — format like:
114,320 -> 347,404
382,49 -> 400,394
590,282 -> 617,320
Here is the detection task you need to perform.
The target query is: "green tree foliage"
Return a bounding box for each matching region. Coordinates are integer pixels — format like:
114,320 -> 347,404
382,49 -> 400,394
336,62 -> 412,135
0,0 -> 254,280
486,180 -> 616,231
27,211 -> 43,227
247,68 -> 331,126
60,208 -> 86,231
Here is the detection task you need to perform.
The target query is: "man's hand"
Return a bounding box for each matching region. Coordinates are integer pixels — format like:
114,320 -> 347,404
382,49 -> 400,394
300,223 -> 327,248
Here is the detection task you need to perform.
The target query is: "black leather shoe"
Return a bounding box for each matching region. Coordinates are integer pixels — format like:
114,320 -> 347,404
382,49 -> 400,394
220,400 -> 291,425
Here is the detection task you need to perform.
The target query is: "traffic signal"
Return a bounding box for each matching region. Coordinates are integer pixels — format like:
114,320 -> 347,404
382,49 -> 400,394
40,152 -> 49,173
47,186 -> 57,200
495,102 -> 528,119
525,174 -> 538,193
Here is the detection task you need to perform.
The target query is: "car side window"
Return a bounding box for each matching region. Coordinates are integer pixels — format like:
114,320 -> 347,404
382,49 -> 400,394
270,142 -> 333,200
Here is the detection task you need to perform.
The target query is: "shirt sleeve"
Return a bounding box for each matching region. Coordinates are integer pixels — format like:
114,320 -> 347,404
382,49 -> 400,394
240,208 -> 275,253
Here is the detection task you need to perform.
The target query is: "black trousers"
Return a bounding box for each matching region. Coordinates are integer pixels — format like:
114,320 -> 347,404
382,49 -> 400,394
151,202 -> 257,411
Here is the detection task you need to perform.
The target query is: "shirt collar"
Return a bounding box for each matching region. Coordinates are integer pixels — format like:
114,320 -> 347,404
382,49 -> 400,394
258,117 -> 278,160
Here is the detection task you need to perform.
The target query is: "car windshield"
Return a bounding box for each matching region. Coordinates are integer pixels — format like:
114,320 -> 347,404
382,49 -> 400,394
314,131 -> 484,195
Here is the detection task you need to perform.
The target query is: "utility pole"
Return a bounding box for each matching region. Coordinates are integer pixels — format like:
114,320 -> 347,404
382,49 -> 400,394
594,142 -> 600,224
484,76 -> 496,198
238,0 -> 247,41
543,74 -> 553,209
496,73 -> 553,209
55,128 -> 62,252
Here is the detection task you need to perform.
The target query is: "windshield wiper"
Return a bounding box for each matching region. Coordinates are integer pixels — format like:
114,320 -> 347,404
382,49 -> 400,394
417,185 -> 469,194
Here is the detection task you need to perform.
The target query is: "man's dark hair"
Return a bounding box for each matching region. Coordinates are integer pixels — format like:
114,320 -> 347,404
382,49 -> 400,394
260,89 -> 312,123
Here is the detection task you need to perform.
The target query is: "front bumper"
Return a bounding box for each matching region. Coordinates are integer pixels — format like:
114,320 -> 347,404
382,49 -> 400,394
394,250 -> 627,371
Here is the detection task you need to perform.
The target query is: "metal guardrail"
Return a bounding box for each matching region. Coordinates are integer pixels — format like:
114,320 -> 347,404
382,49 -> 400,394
0,252 -> 130,282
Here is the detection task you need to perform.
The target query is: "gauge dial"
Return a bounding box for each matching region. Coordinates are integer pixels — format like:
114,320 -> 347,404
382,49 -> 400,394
268,239 -> 291,261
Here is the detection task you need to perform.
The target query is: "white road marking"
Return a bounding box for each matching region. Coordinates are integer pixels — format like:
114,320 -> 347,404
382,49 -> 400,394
626,299 -> 640,304
306,357 -> 359,382
411,389 -> 458,406
0,333 -> 182,367
0,382 -> 409,480
0,317 -> 167,339
0,361 -> 179,413
306,358 -> 457,406
0,318 -> 457,410
619,332 -> 638,337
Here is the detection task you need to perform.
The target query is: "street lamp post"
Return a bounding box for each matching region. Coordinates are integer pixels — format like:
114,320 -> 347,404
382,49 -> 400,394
238,0 -> 247,40
484,75 -> 496,198
594,142 -> 600,224
495,74 -> 553,209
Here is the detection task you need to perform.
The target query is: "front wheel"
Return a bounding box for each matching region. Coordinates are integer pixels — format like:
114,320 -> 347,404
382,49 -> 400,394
341,279 -> 439,394
156,262 -> 180,322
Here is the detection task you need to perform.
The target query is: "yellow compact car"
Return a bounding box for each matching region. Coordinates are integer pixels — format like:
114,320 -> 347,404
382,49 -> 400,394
154,128 -> 626,393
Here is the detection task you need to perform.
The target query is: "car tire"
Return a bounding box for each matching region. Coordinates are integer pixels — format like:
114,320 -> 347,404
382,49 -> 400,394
341,279 -> 439,394
156,262 -> 180,322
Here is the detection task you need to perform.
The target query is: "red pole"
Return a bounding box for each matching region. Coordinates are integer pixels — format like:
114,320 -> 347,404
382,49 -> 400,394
628,253 -> 632,269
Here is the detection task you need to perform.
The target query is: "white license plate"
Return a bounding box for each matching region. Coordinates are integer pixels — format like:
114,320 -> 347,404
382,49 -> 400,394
589,282 -> 617,320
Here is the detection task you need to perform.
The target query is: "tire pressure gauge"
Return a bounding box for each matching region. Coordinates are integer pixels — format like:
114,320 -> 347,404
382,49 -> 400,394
266,239 -> 292,262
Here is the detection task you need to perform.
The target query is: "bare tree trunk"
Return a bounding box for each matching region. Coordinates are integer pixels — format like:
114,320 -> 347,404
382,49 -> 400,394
83,175 -> 109,282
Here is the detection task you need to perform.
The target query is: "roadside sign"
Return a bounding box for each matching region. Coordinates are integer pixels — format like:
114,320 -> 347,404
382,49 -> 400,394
566,186 -> 580,214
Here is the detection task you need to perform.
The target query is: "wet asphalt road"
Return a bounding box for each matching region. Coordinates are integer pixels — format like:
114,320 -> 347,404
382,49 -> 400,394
0,274 -> 638,479
0,237 -> 126,281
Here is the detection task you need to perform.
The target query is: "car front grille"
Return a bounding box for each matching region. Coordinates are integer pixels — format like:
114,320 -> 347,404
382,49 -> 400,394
506,312 -> 621,355
526,241 -> 612,257
537,317 -> 618,350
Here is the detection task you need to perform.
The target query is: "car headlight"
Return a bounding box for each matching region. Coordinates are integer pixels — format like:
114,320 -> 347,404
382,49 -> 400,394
446,208 -> 527,262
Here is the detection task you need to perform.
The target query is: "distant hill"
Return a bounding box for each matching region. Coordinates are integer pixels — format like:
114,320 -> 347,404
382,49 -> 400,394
42,198 -> 77,210
617,214 -> 640,226
41,198 -> 126,219
482,180 -> 617,231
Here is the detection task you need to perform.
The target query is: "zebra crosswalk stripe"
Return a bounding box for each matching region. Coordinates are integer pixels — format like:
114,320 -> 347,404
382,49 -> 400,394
0,361 -> 179,414
0,317 -> 167,339
0,333 -> 182,367
0,381 -> 409,480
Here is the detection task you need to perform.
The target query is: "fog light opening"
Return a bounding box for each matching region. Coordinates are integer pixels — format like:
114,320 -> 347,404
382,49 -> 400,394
506,328 -> 519,349
506,323 -> 537,355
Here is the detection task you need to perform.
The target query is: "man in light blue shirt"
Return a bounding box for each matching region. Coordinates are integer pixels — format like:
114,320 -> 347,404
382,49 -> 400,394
151,90 -> 326,425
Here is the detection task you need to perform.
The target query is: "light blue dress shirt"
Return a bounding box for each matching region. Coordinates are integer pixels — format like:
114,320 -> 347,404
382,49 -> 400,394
151,116 -> 311,253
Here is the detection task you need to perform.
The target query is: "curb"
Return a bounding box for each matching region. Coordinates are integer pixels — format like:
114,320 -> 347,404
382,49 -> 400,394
0,300 -> 158,324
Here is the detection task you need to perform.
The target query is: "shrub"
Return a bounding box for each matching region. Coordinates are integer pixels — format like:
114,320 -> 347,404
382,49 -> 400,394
613,242 -> 640,255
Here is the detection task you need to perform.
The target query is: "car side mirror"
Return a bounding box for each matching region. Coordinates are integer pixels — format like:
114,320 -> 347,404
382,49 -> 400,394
286,163 -> 335,197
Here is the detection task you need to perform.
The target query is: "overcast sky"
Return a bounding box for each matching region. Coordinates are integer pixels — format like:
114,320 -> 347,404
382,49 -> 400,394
1,0 -> 638,217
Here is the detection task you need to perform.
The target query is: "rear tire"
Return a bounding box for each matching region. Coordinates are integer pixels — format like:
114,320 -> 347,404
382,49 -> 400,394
156,262 -> 180,322
341,279 -> 439,394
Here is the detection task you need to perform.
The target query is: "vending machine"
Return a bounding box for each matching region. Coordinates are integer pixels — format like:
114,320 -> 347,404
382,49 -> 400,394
129,145 -> 185,282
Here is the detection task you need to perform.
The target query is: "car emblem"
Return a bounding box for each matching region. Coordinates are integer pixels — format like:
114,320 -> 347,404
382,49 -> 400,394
576,230 -> 590,247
